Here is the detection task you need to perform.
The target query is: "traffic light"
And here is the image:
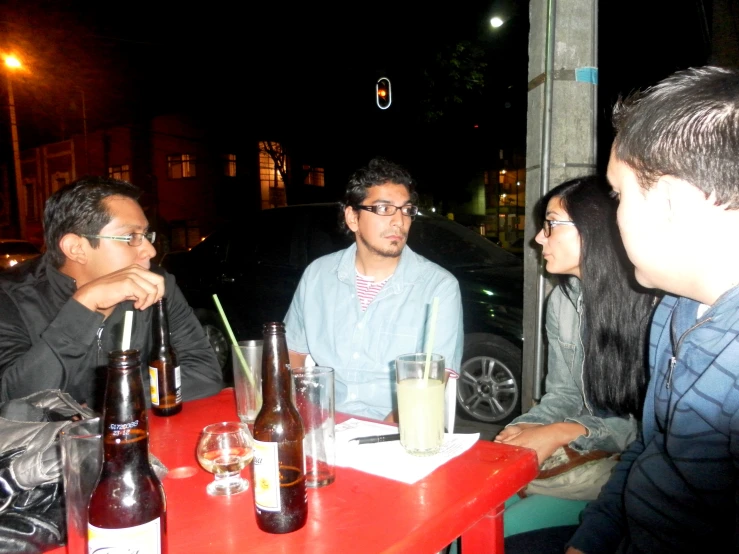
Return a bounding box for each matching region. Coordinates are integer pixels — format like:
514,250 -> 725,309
376,77 -> 391,109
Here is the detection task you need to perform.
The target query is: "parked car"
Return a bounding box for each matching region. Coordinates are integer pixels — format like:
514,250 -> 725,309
0,239 -> 42,270
502,237 -> 526,259
162,203 -> 524,424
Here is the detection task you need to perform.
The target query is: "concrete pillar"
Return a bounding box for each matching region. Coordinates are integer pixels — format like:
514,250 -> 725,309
522,0 -> 598,411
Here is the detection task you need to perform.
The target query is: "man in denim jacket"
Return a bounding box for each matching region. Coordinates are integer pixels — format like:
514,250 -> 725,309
285,158 -> 463,427
565,67 -> 739,553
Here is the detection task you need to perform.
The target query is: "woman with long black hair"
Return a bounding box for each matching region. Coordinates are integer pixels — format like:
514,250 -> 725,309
497,175 -> 657,539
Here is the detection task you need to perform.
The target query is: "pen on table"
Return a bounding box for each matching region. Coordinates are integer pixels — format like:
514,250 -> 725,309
349,434 -> 401,445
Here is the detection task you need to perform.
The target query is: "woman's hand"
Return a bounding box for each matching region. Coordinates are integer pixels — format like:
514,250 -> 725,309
495,423 -> 537,442
495,422 -> 587,465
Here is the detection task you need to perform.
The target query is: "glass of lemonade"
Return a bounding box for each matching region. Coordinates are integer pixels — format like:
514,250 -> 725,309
395,353 -> 446,456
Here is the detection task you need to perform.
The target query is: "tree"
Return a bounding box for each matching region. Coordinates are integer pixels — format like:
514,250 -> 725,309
259,140 -> 289,186
419,40 -> 487,124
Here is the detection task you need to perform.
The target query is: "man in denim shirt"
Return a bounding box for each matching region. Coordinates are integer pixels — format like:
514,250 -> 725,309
285,158 -> 463,428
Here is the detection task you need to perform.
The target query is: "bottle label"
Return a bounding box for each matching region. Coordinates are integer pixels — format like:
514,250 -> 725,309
149,366 -> 160,405
253,440 -> 281,512
148,366 -> 182,406
88,517 -> 162,553
174,366 -> 182,403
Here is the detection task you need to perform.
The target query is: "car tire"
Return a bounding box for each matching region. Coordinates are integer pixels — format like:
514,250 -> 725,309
196,310 -> 232,383
456,333 -> 521,425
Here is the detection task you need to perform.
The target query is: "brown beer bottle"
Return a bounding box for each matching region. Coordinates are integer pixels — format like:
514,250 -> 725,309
149,298 -> 182,416
88,349 -> 168,553
252,322 -> 308,533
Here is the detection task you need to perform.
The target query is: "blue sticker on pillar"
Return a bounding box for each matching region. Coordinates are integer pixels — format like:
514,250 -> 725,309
575,67 -> 598,85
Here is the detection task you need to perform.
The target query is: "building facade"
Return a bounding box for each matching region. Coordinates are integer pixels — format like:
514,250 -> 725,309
0,114 -> 327,254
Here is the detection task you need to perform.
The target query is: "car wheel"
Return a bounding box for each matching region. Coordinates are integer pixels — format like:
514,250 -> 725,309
456,333 -> 521,424
196,311 -> 231,378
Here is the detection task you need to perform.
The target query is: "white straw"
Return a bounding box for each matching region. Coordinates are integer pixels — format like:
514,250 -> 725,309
423,297 -> 440,381
121,310 -> 133,351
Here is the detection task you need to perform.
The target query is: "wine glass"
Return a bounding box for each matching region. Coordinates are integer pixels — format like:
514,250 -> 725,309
196,421 -> 254,496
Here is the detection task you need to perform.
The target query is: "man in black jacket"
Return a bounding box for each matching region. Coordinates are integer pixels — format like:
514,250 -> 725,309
0,177 -> 223,409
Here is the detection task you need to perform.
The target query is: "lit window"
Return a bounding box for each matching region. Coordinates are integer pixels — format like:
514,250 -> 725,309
108,164 -> 130,182
258,141 -> 287,209
302,165 -> 325,187
168,154 -> 196,179
223,154 -> 236,177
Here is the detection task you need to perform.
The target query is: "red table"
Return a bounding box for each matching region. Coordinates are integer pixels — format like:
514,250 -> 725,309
54,388 -> 537,554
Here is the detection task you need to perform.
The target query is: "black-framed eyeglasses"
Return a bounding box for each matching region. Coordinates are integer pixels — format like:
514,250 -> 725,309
81,231 -> 156,247
354,204 -> 418,217
542,220 -> 575,237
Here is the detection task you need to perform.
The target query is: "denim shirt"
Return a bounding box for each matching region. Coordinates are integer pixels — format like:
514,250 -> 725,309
285,243 -> 464,424
511,279 -> 638,453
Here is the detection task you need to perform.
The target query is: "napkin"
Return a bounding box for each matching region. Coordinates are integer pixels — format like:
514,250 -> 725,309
335,418 -> 479,484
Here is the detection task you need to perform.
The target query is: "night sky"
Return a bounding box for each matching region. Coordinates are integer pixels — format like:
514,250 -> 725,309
0,0 -> 720,203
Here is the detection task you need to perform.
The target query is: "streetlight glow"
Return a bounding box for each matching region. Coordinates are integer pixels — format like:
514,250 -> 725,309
4,55 -> 22,69
490,16 -> 504,28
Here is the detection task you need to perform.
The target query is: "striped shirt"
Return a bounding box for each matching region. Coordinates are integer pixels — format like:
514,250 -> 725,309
355,271 -> 391,311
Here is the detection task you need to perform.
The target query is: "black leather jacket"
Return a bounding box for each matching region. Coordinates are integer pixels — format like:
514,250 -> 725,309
0,255 -> 223,409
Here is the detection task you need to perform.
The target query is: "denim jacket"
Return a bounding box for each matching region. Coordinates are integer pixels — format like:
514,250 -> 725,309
511,279 -> 638,454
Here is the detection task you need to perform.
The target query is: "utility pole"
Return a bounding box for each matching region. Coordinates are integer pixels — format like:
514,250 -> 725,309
6,71 -> 25,239
523,0 -> 598,411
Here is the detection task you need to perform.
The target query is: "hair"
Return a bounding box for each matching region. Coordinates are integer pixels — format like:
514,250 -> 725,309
339,157 -> 418,233
43,176 -> 142,268
612,65 -> 739,207
535,176 -> 655,417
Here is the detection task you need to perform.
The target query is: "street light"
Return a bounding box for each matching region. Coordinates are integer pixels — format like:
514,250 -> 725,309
3,54 -> 25,239
490,16 -> 505,28
4,56 -> 20,70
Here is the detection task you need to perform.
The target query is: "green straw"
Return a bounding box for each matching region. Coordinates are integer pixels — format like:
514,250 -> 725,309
212,294 -> 255,387
423,297 -> 440,381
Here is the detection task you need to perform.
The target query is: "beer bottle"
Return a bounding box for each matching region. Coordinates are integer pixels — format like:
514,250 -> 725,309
149,298 -> 182,416
88,349 -> 167,553
252,322 -> 308,533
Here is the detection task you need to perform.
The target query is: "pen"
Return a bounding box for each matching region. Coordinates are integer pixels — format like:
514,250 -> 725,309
349,434 -> 401,445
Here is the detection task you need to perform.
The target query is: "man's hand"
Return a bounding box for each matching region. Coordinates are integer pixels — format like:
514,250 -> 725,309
566,548 -> 585,554
73,264 -> 165,316
494,422 -> 587,465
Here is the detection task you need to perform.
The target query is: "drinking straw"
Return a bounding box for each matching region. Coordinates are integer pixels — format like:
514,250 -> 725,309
211,294 -> 255,387
121,310 -> 133,351
423,297 -> 440,381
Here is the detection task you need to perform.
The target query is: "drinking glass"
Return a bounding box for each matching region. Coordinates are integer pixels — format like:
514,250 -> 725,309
232,340 -> 262,428
292,366 -> 336,487
61,418 -> 102,554
196,421 -> 254,496
396,353 -> 447,456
